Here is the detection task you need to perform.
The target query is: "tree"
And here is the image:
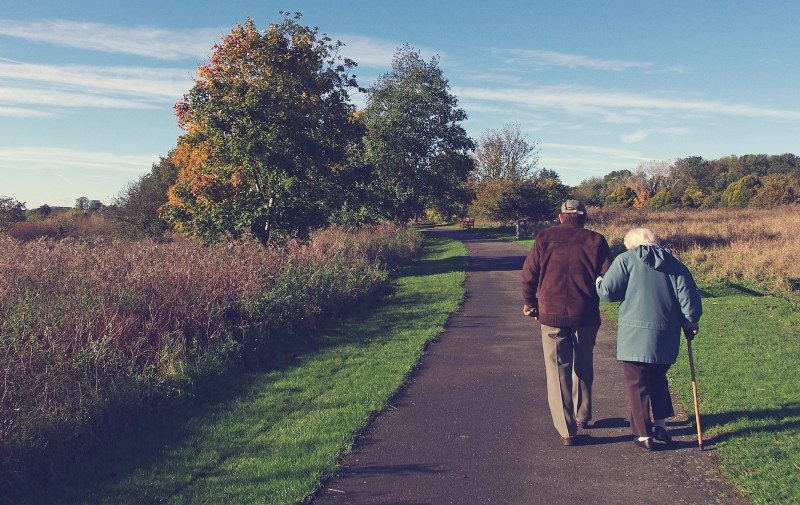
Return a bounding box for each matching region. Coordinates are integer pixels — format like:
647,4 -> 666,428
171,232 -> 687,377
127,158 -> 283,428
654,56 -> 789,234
361,45 -> 475,222
160,14 -> 364,244
473,124 -> 538,182
605,185 -> 637,208
469,169 -> 569,224
571,176 -> 605,207
0,196 -> 26,230
721,174 -> 761,208
647,188 -> 675,210
750,174 -> 797,208
110,154 -> 178,239
680,178 -> 705,208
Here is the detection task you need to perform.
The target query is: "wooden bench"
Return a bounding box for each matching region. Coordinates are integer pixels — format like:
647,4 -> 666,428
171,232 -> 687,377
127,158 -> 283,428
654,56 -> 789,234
459,217 -> 475,229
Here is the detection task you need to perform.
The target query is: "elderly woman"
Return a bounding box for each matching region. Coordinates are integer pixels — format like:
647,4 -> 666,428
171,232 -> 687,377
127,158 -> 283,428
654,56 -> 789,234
596,228 -> 702,450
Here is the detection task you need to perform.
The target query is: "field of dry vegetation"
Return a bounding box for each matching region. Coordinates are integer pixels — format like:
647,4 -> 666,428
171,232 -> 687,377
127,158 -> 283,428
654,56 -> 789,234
0,223 -> 422,490
587,205 -> 800,294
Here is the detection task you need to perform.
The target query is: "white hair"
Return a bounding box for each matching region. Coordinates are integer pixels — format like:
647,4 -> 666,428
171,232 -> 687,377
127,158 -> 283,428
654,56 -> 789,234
624,228 -> 659,250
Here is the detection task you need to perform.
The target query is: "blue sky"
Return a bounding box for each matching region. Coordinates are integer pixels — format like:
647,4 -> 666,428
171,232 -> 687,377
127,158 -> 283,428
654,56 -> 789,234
1,1 -> 798,208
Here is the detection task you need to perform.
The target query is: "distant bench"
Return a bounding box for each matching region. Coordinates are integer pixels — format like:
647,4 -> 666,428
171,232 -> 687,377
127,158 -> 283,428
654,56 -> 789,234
459,217 -> 475,229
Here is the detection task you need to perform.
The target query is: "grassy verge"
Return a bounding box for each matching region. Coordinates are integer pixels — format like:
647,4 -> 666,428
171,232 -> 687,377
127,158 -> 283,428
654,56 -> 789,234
9,232 -> 466,505
480,223 -> 798,505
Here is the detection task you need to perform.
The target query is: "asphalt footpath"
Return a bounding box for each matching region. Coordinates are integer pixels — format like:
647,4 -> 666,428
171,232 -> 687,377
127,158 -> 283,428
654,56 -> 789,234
313,229 -> 749,505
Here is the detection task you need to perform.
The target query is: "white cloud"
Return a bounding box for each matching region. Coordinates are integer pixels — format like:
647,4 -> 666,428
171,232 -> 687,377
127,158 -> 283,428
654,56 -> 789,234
0,146 -> 155,173
0,18 -> 221,60
620,130 -> 651,143
505,49 -> 654,72
452,84 -> 800,121
0,106 -> 53,117
0,86 -> 155,109
0,61 -> 192,110
336,34 -> 399,68
620,127 -> 691,144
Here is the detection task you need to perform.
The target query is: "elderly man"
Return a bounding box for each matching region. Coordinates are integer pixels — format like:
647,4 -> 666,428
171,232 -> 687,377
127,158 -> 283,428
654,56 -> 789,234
521,200 -> 611,446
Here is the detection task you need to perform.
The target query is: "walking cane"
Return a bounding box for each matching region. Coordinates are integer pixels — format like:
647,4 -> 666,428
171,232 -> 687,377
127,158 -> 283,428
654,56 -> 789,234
684,328 -> 704,450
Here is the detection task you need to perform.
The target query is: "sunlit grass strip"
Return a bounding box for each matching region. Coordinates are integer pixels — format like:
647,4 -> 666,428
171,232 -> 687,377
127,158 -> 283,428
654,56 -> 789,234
17,233 -> 467,505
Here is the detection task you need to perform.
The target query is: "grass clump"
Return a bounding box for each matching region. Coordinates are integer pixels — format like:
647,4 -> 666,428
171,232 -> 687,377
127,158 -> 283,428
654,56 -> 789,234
9,232 -> 466,505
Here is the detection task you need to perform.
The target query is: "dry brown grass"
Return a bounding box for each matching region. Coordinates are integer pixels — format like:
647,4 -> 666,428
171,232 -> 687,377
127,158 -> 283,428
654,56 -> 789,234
587,205 -> 800,292
0,223 -> 423,488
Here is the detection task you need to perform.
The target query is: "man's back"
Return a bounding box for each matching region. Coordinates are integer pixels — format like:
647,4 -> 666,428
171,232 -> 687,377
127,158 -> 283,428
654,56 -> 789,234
521,222 -> 610,327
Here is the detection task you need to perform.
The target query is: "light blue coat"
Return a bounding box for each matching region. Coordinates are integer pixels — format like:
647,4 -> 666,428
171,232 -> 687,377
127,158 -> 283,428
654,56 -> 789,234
596,245 -> 702,364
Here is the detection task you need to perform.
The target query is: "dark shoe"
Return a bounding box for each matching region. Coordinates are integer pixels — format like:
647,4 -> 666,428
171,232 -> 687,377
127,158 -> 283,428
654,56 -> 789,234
577,420 -> 590,430
633,437 -> 654,451
653,426 -> 672,444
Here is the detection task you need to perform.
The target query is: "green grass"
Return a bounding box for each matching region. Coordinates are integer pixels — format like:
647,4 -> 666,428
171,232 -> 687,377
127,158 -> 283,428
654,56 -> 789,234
10,233 -> 467,505
664,288 -> 800,505
600,288 -> 800,505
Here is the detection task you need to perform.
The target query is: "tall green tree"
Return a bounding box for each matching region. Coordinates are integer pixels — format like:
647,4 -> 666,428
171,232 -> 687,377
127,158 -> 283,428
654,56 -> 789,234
361,45 -> 474,222
161,14 -> 364,244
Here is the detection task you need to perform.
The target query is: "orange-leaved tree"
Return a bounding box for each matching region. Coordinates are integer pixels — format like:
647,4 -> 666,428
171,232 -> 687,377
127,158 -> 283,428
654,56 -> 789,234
161,13 -> 364,244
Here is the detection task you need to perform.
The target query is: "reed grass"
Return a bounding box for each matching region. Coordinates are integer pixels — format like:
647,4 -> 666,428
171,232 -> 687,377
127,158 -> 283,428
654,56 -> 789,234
0,223 -> 422,491
587,205 -> 800,292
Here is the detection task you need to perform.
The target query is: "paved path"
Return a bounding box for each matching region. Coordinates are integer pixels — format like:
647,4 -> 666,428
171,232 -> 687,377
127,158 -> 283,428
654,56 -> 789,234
313,229 -> 748,505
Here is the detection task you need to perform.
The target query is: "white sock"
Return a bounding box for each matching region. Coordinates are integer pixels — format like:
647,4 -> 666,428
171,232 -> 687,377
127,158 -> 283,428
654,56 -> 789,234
638,436 -> 650,442
654,419 -> 666,429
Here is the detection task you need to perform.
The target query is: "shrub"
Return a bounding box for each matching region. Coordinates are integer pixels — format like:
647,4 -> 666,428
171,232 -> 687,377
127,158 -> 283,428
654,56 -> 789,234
647,189 -> 675,210
605,185 -> 637,208
721,174 -> 761,208
750,174 -> 797,208
5,221 -> 59,241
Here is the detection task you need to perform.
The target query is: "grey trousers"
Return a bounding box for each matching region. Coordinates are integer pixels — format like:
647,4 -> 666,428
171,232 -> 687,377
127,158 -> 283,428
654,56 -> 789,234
540,324 -> 599,438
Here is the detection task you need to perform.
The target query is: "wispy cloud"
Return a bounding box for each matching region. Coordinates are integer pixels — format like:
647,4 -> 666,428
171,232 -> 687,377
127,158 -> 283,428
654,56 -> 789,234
0,18 -> 221,60
336,34 -> 399,68
620,127 -> 690,144
453,84 -> 800,121
0,105 -> 52,117
0,61 -> 192,112
0,146 -> 155,172
538,142 -> 652,183
503,49 -> 654,72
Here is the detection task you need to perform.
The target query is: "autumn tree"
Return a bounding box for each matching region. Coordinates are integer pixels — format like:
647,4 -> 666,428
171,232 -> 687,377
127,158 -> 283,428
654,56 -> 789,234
750,174 -> 797,208
680,178 -> 705,208
721,174 -> 761,208
605,185 -> 637,208
361,45 -> 474,222
161,14 -> 363,244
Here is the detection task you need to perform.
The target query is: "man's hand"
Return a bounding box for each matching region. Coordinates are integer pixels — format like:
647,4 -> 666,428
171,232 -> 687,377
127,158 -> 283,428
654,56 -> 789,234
523,304 -> 538,319
683,323 -> 699,340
